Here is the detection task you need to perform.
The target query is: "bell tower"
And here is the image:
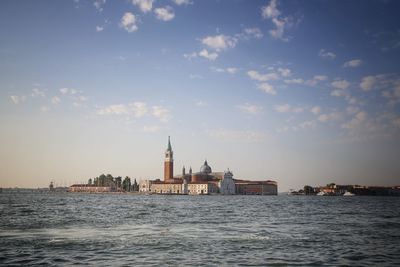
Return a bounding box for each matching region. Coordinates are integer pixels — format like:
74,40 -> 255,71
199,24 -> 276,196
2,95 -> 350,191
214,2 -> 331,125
164,136 -> 173,181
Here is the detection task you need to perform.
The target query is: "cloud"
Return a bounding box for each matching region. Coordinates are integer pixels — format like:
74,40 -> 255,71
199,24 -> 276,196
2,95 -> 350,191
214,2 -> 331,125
207,128 -> 268,142
96,26 -> 104,32
154,6 -> 175,21
243,28 -> 263,39
343,59 -> 363,68
261,0 -> 280,19
196,101 -> 208,107
132,0 -> 154,13
93,0 -> 106,12
152,106 -> 171,122
318,112 -> 340,123
305,75 -> 328,86
319,49 -> 336,60
31,88 -> 45,97
120,12 -> 138,32
331,89 -> 347,97
342,111 -> 367,129
97,104 -> 129,115
311,106 -> 321,115
247,70 -> 279,82
360,76 -> 376,91
142,125 -> 161,133
284,78 -> 303,84
51,96 -> 61,105
277,68 -> 291,77
189,74 -> 203,79
258,83 -> 277,95
172,0 -> 192,5
10,95 -> 25,104
201,35 -> 237,51
331,79 -> 350,90
183,52 -> 197,60
211,67 -> 238,74
261,0 -> 293,41
274,104 -> 291,113
236,103 -> 263,115
198,49 -> 218,61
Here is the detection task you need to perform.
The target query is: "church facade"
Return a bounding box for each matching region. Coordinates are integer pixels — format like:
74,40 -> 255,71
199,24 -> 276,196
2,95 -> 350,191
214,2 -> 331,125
142,137 -> 277,195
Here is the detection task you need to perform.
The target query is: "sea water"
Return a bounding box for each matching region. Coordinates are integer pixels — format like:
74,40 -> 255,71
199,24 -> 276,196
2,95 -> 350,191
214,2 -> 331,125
1,191 -> 399,266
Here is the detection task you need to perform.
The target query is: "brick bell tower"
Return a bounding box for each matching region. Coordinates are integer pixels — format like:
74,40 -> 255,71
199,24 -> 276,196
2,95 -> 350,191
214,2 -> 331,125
164,136 -> 173,181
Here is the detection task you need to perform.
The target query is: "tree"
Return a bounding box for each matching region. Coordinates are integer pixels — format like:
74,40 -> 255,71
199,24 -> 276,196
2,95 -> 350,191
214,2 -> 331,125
132,178 -> 139,192
88,178 -> 92,185
122,176 -> 131,192
304,185 -> 314,195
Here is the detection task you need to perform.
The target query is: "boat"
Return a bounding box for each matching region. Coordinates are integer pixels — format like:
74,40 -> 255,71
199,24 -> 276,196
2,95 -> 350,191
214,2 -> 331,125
316,191 -> 326,196
343,191 -> 355,196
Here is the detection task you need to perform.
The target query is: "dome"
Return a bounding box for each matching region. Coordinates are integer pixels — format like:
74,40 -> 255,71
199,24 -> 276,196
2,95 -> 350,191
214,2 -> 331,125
200,160 -> 212,174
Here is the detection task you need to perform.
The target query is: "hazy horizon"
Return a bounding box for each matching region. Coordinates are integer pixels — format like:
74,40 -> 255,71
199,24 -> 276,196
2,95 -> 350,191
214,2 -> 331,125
1,0 -> 400,192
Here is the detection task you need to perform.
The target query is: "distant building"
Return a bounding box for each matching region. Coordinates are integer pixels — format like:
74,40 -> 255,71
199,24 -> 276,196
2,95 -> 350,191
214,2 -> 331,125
148,137 -> 278,195
69,184 -> 113,193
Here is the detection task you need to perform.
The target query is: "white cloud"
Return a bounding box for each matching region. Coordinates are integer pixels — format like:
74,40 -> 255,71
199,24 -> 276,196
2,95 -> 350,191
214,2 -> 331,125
183,52 -> 197,60
342,111 -> 367,129
154,6 -> 175,21
284,78 -> 304,84
331,89 -> 347,97
311,106 -> 321,115
392,118 -> 400,128
142,125 -> 161,133
31,88 -> 45,97
343,59 -> 363,68
319,49 -> 336,60
318,112 -> 340,123
201,35 -> 237,51
196,101 -> 208,107
132,0 -> 154,13
261,0 -> 292,41
274,104 -> 291,113
207,128 -> 268,142
331,79 -> 350,90
360,76 -> 376,91
152,106 -> 171,122
172,0 -> 192,5
198,49 -> 218,61
131,102 -> 148,118
299,120 -> 317,130
10,95 -> 25,104
97,104 -> 129,115
236,103 -> 263,115
93,0 -> 106,12
262,0 -> 280,19
60,88 -> 69,95
346,106 -> 360,115
305,75 -> 328,86
189,74 -> 203,79
247,70 -> 279,82
277,68 -> 291,77
243,27 -> 263,39
96,26 -> 104,32
258,83 -> 277,95
51,96 -> 61,105
120,12 -> 138,33
211,67 -> 238,74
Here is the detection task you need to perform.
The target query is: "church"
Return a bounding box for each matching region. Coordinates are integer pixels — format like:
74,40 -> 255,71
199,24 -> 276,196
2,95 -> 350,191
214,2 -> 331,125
140,137 -> 277,195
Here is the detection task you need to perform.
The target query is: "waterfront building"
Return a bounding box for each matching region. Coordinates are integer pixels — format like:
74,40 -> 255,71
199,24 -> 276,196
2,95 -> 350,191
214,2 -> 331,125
69,184 -> 113,193
148,137 -> 278,195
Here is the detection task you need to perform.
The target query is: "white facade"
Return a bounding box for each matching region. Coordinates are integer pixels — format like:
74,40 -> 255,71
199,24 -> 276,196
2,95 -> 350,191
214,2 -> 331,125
220,170 -> 236,195
139,180 -> 152,193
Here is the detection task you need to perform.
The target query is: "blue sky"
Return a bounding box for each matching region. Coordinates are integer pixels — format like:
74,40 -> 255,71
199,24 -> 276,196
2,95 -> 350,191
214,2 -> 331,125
1,0 -> 400,191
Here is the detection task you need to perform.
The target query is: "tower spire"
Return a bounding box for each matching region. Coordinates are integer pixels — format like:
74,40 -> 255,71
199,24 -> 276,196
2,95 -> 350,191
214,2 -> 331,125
167,136 -> 172,151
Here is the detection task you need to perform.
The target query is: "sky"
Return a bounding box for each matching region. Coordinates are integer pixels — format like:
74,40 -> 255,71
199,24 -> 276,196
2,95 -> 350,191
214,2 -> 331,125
1,0 -> 400,191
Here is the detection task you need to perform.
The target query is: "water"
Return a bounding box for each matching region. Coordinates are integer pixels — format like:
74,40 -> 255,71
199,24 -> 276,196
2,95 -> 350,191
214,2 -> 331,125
1,192 -> 399,266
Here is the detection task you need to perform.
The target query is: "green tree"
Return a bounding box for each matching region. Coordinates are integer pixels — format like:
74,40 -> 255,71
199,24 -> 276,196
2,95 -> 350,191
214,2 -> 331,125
132,178 -> 139,191
304,185 -> 314,195
122,176 -> 131,192
115,176 -> 122,190
88,178 -> 92,185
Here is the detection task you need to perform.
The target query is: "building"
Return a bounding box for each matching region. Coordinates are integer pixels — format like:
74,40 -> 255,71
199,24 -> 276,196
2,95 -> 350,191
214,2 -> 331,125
148,137 -> 278,195
69,184 -> 113,193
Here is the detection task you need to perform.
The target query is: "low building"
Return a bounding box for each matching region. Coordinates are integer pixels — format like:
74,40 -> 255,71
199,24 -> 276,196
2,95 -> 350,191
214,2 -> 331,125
234,180 -> 278,195
69,184 -> 113,193
151,180 -> 182,194
139,179 -> 152,193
